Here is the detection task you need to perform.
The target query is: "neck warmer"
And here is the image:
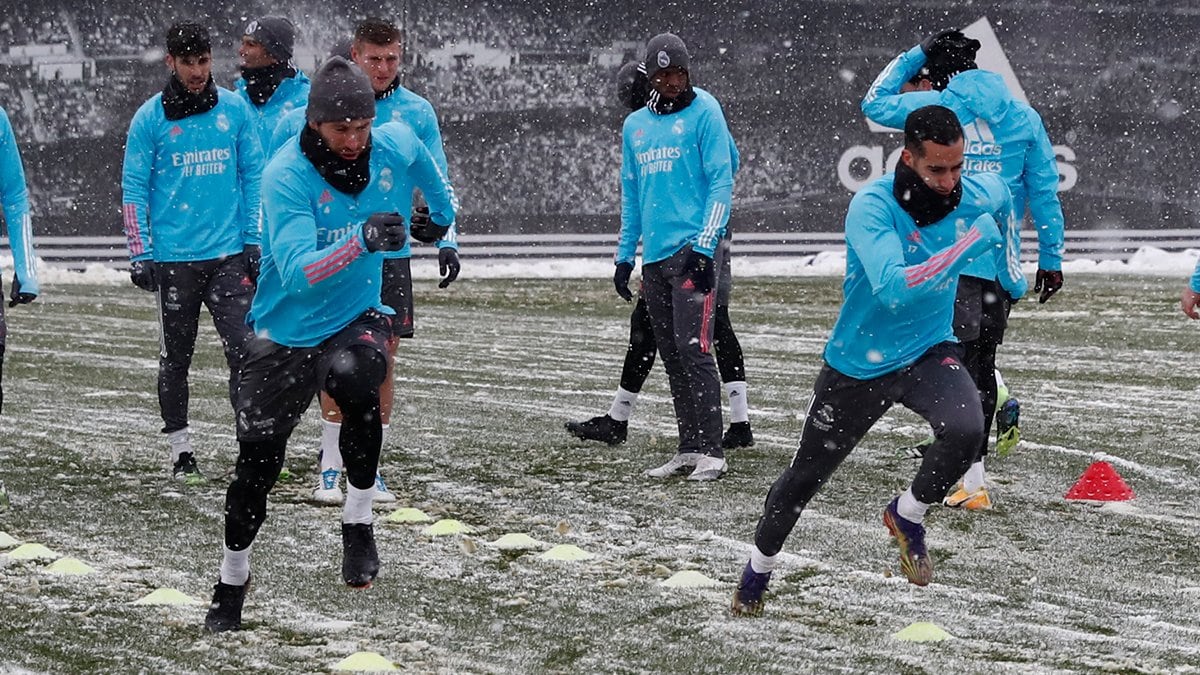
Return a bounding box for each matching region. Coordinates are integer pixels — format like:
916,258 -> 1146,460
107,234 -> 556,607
240,62 -> 297,106
893,160 -> 962,226
300,125 -> 371,195
646,86 -> 695,115
161,74 -> 218,121
375,76 -> 400,101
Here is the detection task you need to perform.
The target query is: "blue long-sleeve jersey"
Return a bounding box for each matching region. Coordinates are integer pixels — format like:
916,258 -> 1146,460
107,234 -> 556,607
249,121 -> 456,347
617,93 -> 734,265
0,106 -> 38,297
121,88 -> 263,263
861,45 -> 1066,274
268,82 -> 458,254
233,70 -> 310,154
826,171 -> 1026,380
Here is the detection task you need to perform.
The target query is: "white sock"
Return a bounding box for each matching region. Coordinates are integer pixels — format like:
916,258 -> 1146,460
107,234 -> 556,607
749,546 -> 780,574
897,488 -> 930,524
219,546 -> 251,586
726,381 -> 749,423
167,428 -> 191,462
343,484 -> 374,525
319,419 -> 343,471
994,369 -> 1006,390
607,387 -> 638,422
381,423 -> 391,450
962,460 -> 986,493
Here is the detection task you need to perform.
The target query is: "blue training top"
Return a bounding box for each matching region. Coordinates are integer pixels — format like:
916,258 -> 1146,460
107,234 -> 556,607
861,45 -> 1066,275
121,87 -> 263,263
0,106 -> 38,297
825,171 -> 1026,379
249,122 -> 456,347
616,92 -> 734,265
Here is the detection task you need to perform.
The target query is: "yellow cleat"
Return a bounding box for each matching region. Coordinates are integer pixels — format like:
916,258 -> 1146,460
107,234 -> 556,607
943,486 -> 992,511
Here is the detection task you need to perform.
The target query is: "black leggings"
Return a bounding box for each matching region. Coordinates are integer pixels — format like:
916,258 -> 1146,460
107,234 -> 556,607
753,344 -> 983,557
618,297 -> 745,393
224,345 -> 386,551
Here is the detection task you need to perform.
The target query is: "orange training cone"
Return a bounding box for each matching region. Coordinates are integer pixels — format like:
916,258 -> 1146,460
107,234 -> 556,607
1064,461 -> 1135,501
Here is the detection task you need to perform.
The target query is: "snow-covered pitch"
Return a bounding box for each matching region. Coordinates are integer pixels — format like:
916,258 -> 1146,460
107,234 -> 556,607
1,265 -> 1198,671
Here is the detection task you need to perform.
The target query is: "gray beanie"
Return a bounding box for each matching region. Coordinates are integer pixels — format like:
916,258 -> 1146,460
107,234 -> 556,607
245,16 -> 295,62
644,33 -> 690,79
306,56 -> 375,123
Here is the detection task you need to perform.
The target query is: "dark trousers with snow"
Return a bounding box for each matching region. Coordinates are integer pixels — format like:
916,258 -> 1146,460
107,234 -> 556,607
953,276 -> 1012,462
155,255 -> 255,434
621,239 -> 745,392
753,342 -> 983,557
640,245 -> 724,458
223,312 -> 390,551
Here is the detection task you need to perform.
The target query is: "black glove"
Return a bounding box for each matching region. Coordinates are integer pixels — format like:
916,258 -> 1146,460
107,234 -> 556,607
438,247 -> 460,289
7,275 -> 36,308
362,212 -> 407,252
1034,269 -> 1064,304
613,262 -> 634,302
410,206 -> 451,244
682,248 -> 715,295
244,244 -> 261,285
921,29 -> 962,55
130,260 -> 157,292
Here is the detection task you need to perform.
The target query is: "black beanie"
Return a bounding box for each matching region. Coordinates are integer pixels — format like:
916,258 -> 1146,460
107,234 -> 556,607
328,37 -> 353,60
166,22 -> 211,57
616,60 -> 649,110
306,56 -> 375,123
644,33 -> 690,79
245,16 -> 295,62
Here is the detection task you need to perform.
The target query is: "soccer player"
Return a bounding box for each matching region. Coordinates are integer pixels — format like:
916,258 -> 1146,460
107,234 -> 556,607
860,30 -> 1066,509
204,56 -> 456,632
233,16 -> 310,155
567,60 -> 753,450
731,106 -> 1026,616
615,34 -> 734,481
271,18 -> 459,504
121,23 -> 262,483
0,102 -> 40,509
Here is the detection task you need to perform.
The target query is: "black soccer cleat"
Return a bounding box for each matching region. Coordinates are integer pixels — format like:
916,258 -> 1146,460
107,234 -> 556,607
721,421 -> 755,449
564,414 -> 628,446
172,451 -> 206,485
204,578 -> 249,633
342,523 -> 381,589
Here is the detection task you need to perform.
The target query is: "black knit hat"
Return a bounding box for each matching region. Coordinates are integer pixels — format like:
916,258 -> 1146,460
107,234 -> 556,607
166,22 -> 211,57
245,16 -> 295,62
644,33 -> 689,79
616,60 -> 649,110
306,56 -> 375,123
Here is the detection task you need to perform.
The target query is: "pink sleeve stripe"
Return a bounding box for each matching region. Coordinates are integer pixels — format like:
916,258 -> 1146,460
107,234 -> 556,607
303,238 -> 365,285
122,203 -> 145,257
904,227 -> 982,288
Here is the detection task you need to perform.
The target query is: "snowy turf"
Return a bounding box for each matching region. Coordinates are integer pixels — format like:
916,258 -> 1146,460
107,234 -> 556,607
0,272 -> 1198,671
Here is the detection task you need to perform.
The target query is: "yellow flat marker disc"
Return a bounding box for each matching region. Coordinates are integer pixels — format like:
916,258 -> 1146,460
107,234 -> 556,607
538,544 -> 593,561
892,621 -> 954,642
333,651 -> 397,671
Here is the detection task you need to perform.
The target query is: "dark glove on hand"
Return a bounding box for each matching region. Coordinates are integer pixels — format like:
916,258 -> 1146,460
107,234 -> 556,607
438,247 -> 460,289
130,260 -> 157,292
7,275 -> 36,308
921,29 -> 964,55
244,244 -> 261,285
1034,269 -> 1064,304
682,248 -> 716,295
410,207 -> 451,244
362,212 -> 407,252
613,262 -> 634,302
